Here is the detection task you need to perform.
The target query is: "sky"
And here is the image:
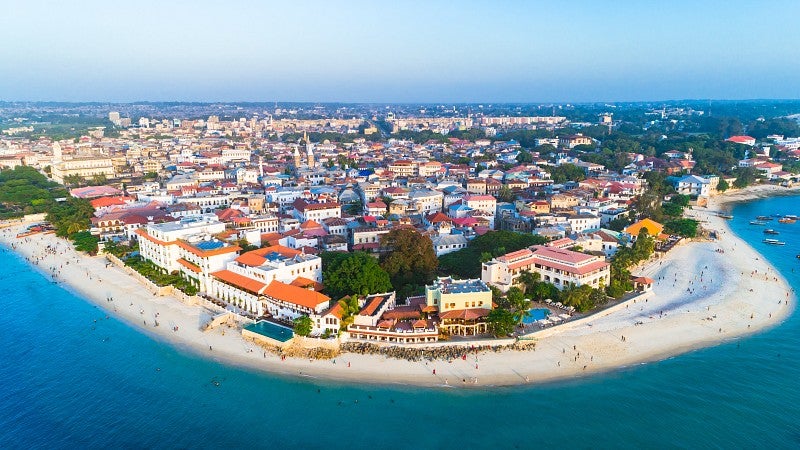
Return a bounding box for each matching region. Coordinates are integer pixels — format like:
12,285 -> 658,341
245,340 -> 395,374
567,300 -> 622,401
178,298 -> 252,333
2,0 -> 800,103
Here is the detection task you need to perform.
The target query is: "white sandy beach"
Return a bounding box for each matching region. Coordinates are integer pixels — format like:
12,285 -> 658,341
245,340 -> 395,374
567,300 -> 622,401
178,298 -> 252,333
1,185 -> 796,388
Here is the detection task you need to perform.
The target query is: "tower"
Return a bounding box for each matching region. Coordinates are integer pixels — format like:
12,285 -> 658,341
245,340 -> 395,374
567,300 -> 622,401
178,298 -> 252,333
304,131 -> 315,168
293,146 -> 301,168
52,142 -> 62,162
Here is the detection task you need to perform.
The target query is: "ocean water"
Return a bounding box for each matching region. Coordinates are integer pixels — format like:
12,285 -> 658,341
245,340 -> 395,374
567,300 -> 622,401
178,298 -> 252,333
2,195 -> 800,449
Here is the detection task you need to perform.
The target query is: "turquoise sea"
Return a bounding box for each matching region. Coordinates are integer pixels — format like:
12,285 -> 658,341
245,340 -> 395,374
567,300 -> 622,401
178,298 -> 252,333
2,195 -> 800,449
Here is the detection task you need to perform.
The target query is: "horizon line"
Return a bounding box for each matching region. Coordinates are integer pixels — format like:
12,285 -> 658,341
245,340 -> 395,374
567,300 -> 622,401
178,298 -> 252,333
3,97 -> 800,106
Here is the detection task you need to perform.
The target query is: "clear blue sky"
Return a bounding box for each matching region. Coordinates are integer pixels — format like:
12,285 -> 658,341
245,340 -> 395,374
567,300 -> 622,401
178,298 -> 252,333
2,0 -> 799,103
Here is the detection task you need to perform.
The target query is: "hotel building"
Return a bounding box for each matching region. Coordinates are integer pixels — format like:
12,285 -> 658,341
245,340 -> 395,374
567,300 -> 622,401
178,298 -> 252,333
135,214 -> 240,292
482,245 -> 610,292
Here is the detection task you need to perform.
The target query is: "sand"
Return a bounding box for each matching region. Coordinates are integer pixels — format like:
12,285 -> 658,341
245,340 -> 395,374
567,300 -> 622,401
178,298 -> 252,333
1,185 -> 795,388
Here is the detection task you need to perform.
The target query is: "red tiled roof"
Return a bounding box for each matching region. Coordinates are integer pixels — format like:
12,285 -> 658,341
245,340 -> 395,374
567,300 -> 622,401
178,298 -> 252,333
290,276 -> 323,292
176,258 -> 202,273
438,308 -> 491,320
359,296 -> 385,316
263,280 -> 330,310
211,269 -> 267,294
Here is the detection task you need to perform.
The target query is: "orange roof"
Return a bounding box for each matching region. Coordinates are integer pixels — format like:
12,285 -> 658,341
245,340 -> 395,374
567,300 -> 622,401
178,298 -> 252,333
263,280 -> 330,310
322,302 -> 344,319
90,196 -> 130,208
625,218 -> 664,237
235,245 -> 301,266
135,228 -> 171,246
359,296 -> 385,317
176,258 -> 202,273
290,276 -> 324,292
300,220 -> 322,229
211,269 -> 267,294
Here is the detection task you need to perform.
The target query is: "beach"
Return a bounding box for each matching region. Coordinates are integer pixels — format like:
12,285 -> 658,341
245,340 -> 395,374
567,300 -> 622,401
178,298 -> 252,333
1,185 -> 796,387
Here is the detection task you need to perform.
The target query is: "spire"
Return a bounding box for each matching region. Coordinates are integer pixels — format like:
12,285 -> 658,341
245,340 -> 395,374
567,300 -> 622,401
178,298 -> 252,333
293,146 -> 301,168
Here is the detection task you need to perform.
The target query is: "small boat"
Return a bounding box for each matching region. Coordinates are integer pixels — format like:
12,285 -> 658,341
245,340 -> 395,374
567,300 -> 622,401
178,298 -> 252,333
785,215 -> 798,220
778,217 -> 796,224
718,214 -> 734,219
764,229 -> 780,235
762,239 -> 786,245
756,216 -> 772,221
750,220 -> 766,225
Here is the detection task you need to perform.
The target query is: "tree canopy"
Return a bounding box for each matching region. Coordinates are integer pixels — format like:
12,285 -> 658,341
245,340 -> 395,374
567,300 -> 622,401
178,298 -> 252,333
46,197 -> 95,237
293,315 -> 313,337
545,164 -> 586,184
321,251 -> 393,300
379,229 -> 438,298
0,166 -> 68,219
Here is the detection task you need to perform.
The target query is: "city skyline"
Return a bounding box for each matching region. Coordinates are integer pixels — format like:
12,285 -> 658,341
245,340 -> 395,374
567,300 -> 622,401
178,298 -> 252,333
2,0 -> 800,103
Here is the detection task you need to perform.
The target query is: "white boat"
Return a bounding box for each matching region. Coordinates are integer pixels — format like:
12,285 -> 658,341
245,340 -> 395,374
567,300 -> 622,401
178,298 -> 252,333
762,238 -> 786,246
750,220 -> 766,225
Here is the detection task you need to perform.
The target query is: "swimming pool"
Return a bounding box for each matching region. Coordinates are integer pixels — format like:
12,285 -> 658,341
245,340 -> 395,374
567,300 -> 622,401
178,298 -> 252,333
522,308 -> 550,324
244,321 -> 294,342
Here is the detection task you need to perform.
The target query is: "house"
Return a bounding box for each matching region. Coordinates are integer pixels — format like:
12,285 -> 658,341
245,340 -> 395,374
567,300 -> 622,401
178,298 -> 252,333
431,233 -> 468,256
675,174 -> 713,197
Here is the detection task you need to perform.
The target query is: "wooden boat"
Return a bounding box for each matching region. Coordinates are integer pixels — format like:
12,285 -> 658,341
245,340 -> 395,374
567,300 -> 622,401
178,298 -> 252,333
718,213 -> 734,219
762,239 -> 786,245
778,217 -> 796,224
763,229 -> 780,235
756,216 -> 772,221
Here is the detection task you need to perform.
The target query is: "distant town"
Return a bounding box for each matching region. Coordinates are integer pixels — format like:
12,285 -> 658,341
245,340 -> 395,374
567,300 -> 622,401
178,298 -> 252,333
2,100 -> 799,350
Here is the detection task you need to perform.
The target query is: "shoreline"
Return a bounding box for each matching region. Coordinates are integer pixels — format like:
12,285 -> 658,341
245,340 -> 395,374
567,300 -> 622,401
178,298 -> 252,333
2,184 -> 796,388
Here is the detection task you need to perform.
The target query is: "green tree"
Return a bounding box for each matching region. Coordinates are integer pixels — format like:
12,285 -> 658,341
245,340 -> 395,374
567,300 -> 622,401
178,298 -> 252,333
487,308 -> 516,337
293,315 -> 313,337
496,185 -> 516,203
665,219 -> 699,238
717,177 -> 729,192
321,251 -> 393,299
733,167 -> 758,188
46,197 -> 95,237
337,295 -> 361,330
89,174 -> 108,186
70,231 -> 99,254
516,150 -> 533,164
380,229 -> 438,297
546,164 -> 586,183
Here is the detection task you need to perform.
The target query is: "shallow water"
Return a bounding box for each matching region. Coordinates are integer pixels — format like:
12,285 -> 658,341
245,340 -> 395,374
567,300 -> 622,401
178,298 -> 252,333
1,195 -> 800,449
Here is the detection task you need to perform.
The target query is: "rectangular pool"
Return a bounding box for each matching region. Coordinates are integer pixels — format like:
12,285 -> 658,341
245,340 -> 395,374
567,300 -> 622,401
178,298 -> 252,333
244,321 -> 294,342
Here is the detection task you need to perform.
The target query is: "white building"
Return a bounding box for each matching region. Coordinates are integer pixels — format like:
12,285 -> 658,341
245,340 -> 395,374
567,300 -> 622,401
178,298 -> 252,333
135,214 -> 239,292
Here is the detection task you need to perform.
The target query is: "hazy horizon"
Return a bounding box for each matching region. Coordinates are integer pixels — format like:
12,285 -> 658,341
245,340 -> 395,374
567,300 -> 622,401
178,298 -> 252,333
3,0 -> 800,103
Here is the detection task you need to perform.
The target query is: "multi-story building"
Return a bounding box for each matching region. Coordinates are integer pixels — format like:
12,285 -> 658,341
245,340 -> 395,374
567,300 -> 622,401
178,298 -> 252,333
482,245 -> 610,292
135,214 -> 240,292
51,157 -> 115,184
292,199 -> 341,222
425,277 -> 492,336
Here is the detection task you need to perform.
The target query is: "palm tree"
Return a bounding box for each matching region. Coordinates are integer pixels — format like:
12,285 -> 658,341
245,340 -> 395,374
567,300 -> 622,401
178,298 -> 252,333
337,295 -> 361,329
517,270 -> 540,295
